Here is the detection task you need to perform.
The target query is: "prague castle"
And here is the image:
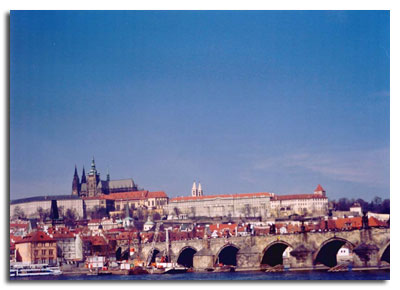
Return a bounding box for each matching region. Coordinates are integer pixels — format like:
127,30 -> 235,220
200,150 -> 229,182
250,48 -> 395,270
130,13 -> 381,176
72,157 -> 138,197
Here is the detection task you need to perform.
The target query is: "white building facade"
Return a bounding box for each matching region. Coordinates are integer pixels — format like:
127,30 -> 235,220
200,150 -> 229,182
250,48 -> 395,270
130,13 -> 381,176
166,192 -> 272,219
270,185 -> 329,217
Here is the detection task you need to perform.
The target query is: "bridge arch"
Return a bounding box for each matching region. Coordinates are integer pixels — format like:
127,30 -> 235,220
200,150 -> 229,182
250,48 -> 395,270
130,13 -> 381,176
313,237 -> 355,267
260,240 -> 293,267
176,246 -> 198,268
380,242 -> 390,264
147,248 -> 161,264
116,246 -> 130,261
215,243 -> 240,266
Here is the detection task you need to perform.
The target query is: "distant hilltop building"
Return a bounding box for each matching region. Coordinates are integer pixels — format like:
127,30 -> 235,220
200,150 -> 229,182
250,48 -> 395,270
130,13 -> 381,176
72,157 -> 138,197
270,184 -> 328,217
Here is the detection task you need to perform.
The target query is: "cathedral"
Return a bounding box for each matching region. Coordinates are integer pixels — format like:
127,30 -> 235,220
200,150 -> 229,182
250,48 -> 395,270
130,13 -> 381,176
72,158 -> 138,197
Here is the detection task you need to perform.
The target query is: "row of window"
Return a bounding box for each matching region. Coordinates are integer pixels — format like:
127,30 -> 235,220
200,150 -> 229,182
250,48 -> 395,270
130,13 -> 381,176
34,249 -> 54,256
34,242 -> 56,247
34,258 -> 54,264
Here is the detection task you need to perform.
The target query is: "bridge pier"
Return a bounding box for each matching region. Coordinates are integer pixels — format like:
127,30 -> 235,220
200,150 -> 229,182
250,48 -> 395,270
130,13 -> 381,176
353,243 -> 380,268
193,248 -> 214,271
289,244 -> 315,269
236,246 -> 261,271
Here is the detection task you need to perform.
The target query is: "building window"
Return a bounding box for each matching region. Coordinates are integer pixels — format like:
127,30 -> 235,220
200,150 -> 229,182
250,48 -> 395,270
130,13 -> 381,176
42,250 -> 46,255
49,249 -> 53,255
34,250 -> 38,256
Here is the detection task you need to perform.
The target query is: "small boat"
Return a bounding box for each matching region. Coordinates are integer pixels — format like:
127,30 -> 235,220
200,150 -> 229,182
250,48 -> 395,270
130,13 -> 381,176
265,264 -> 284,272
129,267 -> 149,275
214,265 -> 235,272
98,270 -> 112,275
163,266 -> 187,274
109,269 -> 130,275
328,264 -> 349,272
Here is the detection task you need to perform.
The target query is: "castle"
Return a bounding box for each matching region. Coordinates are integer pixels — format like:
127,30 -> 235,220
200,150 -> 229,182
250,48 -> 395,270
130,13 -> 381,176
72,158 -> 138,197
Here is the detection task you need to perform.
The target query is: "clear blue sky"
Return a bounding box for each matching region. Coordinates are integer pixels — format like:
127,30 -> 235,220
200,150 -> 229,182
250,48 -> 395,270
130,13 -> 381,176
10,11 -> 390,201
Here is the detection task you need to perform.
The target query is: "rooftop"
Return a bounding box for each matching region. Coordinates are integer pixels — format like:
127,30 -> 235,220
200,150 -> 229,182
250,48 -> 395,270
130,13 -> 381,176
271,194 -> 327,201
15,231 -> 55,244
170,192 -> 272,202
11,195 -> 81,205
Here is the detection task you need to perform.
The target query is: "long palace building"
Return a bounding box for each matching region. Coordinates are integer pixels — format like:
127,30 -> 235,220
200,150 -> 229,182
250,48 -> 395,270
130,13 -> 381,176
166,183 -> 328,219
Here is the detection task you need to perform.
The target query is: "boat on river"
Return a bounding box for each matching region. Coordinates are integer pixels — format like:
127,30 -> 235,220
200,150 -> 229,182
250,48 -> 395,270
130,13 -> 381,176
10,263 -> 62,277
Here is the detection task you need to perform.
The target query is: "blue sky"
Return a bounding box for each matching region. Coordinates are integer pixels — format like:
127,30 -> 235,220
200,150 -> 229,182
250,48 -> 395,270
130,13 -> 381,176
10,11 -> 389,201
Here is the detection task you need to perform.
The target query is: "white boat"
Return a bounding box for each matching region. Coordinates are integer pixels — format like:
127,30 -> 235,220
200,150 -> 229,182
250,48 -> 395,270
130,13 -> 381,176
10,264 -> 62,277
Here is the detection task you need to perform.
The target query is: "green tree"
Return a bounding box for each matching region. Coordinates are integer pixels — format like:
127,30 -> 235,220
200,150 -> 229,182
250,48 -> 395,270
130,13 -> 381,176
65,208 -> 77,222
12,206 -> 26,219
173,207 -> 180,218
90,206 -> 108,219
152,212 -> 161,221
36,207 -> 45,221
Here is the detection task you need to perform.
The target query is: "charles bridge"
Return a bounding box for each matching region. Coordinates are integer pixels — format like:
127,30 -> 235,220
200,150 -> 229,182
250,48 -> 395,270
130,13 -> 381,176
133,228 -> 390,271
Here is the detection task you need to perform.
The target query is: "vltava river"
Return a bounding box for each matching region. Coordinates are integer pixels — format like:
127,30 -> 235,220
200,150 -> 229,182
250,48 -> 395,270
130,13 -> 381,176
10,270 -> 389,281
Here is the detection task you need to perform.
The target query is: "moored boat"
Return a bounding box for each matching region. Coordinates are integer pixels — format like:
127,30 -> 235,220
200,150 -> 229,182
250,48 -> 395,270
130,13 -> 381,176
10,264 -> 62,277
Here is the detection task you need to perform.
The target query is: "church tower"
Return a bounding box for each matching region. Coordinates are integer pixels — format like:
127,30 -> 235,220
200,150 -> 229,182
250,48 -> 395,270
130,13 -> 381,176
192,181 -> 198,197
198,182 -> 203,196
72,165 -> 80,196
87,157 -> 100,197
314,184 -> 326,196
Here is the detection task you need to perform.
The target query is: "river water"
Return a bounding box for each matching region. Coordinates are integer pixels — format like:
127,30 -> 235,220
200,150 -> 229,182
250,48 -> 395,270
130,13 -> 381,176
10,270 -> 389,281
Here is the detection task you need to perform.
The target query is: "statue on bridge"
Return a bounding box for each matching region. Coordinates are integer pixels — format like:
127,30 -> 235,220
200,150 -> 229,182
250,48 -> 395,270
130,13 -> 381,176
362,212 -> 369,229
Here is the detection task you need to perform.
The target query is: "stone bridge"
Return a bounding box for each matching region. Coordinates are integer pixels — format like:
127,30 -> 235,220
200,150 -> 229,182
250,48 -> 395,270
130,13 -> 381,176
137,228 -> 389,271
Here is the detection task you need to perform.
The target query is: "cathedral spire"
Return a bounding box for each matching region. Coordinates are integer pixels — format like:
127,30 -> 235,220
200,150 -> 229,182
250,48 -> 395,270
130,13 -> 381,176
89,156 -> 97,175
81,166 -> 87,184
106,168 -> 110,182
72,165 -> 80,196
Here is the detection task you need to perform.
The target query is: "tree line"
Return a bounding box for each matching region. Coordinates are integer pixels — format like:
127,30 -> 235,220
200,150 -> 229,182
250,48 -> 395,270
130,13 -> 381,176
331,196 -> 390,214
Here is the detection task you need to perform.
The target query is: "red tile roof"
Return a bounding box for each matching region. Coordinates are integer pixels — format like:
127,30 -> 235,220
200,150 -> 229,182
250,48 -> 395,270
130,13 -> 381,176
272,194 -> 327,201
10,234 -> 23,244
170,192 -> 272,202
368,216 -> 387,227
334,217 -> 362,229
52,232 -> 75,239
10,223 -> 29,230
315,184 -> 325,192
15,231 -> 55,244
209,224 -> 238,232
90,236 -> 108,246
83,191 -> 168,201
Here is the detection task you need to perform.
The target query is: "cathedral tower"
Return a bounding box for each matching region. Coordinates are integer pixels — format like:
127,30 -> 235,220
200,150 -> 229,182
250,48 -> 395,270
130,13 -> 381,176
87,157 -> 100,197
72,165 -> 80,196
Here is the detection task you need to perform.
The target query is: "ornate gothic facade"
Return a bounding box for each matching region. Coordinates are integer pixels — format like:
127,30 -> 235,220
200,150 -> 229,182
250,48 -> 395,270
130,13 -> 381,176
72,158 -> 138,197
